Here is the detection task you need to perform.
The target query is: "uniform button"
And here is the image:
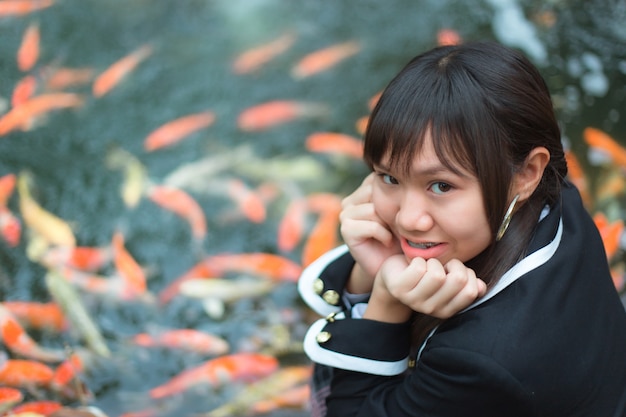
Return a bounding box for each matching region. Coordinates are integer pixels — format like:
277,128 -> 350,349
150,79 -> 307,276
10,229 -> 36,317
316,331 -> 331,343
326,312 -> 337,322
322,290 -> 340,305
313,278 -> 324,295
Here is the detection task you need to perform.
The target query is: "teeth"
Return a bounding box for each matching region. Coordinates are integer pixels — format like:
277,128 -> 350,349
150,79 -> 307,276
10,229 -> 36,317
408,241 -> 438,249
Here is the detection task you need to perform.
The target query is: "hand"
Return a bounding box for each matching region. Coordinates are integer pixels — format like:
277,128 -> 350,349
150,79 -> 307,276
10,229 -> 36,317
340,173 -> 402,293
376,255 -> 487,319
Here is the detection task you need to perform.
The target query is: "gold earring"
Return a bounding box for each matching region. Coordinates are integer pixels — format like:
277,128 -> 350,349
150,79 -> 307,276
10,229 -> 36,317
496,194 -> 520,241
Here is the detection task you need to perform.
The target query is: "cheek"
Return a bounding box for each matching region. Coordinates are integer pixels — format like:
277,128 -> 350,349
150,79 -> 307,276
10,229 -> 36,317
371,187 -> 396,225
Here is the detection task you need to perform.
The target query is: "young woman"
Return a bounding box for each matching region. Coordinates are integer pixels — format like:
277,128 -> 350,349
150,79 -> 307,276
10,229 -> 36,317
298,42 -> 626,417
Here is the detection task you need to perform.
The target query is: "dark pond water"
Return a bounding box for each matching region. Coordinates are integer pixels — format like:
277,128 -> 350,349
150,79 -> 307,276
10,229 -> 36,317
0,0 -> 625,416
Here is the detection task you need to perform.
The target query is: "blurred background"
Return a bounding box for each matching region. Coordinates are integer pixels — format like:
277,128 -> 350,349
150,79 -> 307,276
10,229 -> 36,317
0,0 -> 624,416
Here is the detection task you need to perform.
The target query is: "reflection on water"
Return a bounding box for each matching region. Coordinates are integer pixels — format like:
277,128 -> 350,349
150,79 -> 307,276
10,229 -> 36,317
0,0 -> 624,416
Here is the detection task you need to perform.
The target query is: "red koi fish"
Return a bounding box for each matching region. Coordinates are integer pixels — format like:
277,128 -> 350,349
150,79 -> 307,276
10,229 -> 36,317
305,131 -> 364,159
144,111 -> 215,152
232,32 -> 296,74
56,266 -> 130,299
0,303 -> 65,362
50,352 -> 92,400
237,100 -> 328,132
0,206 -> 21,247
291,40 -> 361,79
3,300 -> 67,332
0,92 -> 84,136
583,127 -> 626,168
44,66 -> 95,90
39,244 -> 113,272
436,28 -> 463,46
11,74 -> 38,106
0,386 -> 23,414
17,21 -> 40,71
251,384 -> 310,414
302,209 -> 341,268
7,400 -> 63,415
158,259 -> 220,305
227,179 -> 266,223
131,328 -> 230,356
277,198 -> 308,252
0,0 -> 54,16
147,185 -> 207,240
112,231 -> 147,298
149,352 -> 279,399
0,358 -> 54,388
92,44 -> 152,98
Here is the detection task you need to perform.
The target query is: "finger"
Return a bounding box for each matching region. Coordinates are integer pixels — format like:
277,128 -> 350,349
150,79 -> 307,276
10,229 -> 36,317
405,257 -> 447,301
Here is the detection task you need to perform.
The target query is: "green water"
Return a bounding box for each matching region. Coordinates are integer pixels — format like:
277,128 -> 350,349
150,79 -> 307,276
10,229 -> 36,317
0,0 -> 624,416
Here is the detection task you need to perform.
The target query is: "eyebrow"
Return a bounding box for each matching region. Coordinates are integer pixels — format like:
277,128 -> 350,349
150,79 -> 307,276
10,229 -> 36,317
374,162 -> 464,177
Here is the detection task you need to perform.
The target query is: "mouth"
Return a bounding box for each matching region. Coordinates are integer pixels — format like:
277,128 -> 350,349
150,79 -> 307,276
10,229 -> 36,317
406,240 -> 440,249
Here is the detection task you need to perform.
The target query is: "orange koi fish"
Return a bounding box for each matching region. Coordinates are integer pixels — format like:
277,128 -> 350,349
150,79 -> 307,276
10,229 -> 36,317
3,300 -> 67,332
56,266 -> 125,297
291,40 -> 361,79
306,192 -> 343,215
237,100 -> 328,132
50,352 -> 91,400
157,259 -> 221,305
92,44 -> 153,98
0,0 -> 54,16
17,171 -> 76,247
131,328 -> 230,355
39,244 -> 113,272
44,66 -> 95,90
593,212 -> 624,261
112,231 -> 147,298
0,303 -> 66,362
302,209 -> 341,268
17,21 -> 40,71
277,198 -> 308,252
0,386 -> 23,414
11,74 -> 38,107
595,169 -> 625,203
583,127 -> 626,168
147,185 -> 207,240
7,400 -> 63,415
232,32 -> 296,74
144,111 -> 215,152
436,28 -> 463,46
149,352 -> 279,399
564,149 -> 591,208
227,179 -> 266,223
0,92 -> 84,136
0,206 -> 21,247
0,358 -> 54,388
355,115 -> 369,136
251,384 -> 310,414
305,131 -> 364,159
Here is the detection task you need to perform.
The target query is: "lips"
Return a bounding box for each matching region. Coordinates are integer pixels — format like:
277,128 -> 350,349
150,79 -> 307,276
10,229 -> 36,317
400,237 -> 447,260
407,241 -> 439,249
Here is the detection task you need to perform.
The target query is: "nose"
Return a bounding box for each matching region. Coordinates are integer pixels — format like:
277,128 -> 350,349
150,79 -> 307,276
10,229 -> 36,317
395,192 -> 434,232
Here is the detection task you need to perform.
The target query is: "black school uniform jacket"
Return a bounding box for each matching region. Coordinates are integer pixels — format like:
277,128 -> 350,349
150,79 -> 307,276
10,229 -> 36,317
299,184 -> 626,417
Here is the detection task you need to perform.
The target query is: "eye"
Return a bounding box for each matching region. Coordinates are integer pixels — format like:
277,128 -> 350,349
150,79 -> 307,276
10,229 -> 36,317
380,173 -> 398,185
431,182 -> 452,194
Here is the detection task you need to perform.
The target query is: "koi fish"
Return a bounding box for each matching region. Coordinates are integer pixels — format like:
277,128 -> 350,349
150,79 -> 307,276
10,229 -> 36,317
301,209 -> 341,268
45,269 -> 111,357
143,111 -> 215,152
226,179 -> 266,223
55,266 -> 138,301
305,192 -> 343,215
305,131 -> 364,159
564,149 -> 592,208
146,185 -> 207,240
3,300 -> 67,332
17,171 -> 76,247
0,357 -> 54,388
7,400 -> 63,416
436,28 -> 463,46
0,303 -> 66,362
201,365 -> 312,417
11,74 -> 38,107
112,231 -> 147,298
38,245 -> 113,272
237,100 -> 329,132
131,328 -> 230,356
44,67 -> 95,91
0,206 -> 21,247
0,93 -> 84,136
50,352 -> 92,401
148,352 -> 279,399
0,0 -> 55,17
595,169 -> 625,203
251,384 -> 310,414
157,259 -> 221,305
105,147 -> 147,209
291,40 -> 361,79
593,212 -> 624,261
17,22 -> 40,72
232,32 -> 296,74
583,127 -> 626,168
197,252 -> 302,282
277,198 -> 308,252
179,277 -> 275,303
0,386 -> 23,414
92,44 -> 153,98
355,115 -> 369,136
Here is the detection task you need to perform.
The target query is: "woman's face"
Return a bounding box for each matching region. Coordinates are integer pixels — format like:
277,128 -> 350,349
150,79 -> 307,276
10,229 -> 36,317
371,134 -> 493,265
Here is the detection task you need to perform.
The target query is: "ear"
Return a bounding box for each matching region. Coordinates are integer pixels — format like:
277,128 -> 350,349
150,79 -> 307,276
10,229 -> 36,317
511,146 -> 550,202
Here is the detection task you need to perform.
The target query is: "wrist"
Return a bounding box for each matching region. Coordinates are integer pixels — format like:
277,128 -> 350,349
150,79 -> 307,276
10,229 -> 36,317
346,263 -> 374,294
363,285 -> 412,323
